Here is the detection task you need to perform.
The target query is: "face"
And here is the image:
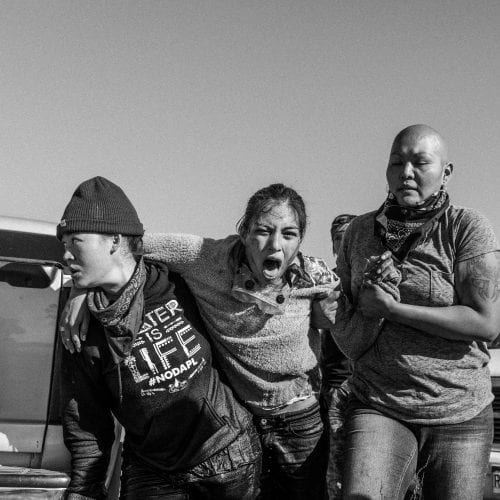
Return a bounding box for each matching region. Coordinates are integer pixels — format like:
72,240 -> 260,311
242,202 -> 301,284
386,133 -> 451,207
62,233 -> 115,289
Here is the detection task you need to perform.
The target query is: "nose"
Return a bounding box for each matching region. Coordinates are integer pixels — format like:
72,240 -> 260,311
268,232 -> 282,251
401,162 -> 414,179
63,248 -> 74,264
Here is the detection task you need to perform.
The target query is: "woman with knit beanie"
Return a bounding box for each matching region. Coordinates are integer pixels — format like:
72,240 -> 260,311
333,125 -> 500,500
58,177 -> 261,500
62,183 -> 340,500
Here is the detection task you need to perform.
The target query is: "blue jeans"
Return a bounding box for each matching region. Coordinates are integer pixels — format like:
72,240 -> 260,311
342,396 -> 493,500
253,400 -> 327,500
120,423 -> 262,499
325,381 -> 350,500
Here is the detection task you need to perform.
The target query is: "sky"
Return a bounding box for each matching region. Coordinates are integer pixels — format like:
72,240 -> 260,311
1,0 -> 500,267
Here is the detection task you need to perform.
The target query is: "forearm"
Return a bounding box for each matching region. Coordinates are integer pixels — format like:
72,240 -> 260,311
65,423 -> 111,499
386,301 -> 499,342
143,232 -> 202,269
62,353 -> 115,498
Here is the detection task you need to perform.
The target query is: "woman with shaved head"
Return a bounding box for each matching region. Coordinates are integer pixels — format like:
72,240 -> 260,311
333,125 -> 500,499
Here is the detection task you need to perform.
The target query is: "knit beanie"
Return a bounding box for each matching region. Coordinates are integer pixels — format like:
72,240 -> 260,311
57,176 -> 144,240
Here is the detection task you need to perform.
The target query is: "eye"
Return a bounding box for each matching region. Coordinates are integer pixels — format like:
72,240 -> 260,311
283,231 -> 299,239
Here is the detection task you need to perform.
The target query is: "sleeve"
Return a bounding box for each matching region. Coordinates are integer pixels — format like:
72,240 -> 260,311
455,208 -> 499,262
331,224 -> 386,360
142,233 -> 205,272
61,347 -> 115,499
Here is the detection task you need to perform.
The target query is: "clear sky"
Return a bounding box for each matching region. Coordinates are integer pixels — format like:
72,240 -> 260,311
1,0 -> 499,266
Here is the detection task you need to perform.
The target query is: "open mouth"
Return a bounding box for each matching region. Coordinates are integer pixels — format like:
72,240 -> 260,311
262,257 -> 283,281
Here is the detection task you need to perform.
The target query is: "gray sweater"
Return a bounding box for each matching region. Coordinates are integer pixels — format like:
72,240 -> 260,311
144,233 -> 338,411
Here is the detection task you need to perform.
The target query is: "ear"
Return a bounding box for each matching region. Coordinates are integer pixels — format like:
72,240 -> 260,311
443,162 -> 453,183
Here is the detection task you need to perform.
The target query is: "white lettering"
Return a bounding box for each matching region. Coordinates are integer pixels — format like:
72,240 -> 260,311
147,358 -> 199,387
154,338 -> 178,370
125,355 -> 149,383
176,325 -> 201,357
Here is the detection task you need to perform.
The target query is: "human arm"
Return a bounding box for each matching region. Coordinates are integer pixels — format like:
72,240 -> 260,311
60,287 -> 89,353
359,251 -> 500,342
143,232 -> 205,270
329,231 -> 389,360
61,347 -> 116,499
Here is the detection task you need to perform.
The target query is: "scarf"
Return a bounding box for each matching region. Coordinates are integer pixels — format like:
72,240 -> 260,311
375,190 -> 450,261
87,257 -> 147,364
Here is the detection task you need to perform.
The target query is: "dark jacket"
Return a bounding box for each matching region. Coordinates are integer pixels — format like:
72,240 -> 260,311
62,261 -> 251,498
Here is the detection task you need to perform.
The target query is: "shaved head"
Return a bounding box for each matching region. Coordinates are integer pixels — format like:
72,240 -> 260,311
387,124 -> 454,207
392,124 -> 449,165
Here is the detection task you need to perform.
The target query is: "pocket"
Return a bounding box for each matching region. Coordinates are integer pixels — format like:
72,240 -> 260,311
430,269 -> 456,306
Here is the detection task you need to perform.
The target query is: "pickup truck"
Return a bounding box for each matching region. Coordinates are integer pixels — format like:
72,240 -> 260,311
0,216 -> 121,499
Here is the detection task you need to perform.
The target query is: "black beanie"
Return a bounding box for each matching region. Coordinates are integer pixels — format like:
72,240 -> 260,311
57,176 -> 144,240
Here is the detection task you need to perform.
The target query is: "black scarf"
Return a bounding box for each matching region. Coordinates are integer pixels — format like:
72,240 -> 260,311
87,257 -> 147,364
375,190 -> 450,261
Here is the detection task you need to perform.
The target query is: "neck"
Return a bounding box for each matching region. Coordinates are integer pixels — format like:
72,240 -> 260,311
101,258 -> 138,299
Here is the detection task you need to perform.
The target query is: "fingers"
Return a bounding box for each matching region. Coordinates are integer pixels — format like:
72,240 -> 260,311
71,326 -> 82,353
59,325 -> 72,353
81,313 -> 90,342
364,252 -> 395,283
59,325 -> 76,354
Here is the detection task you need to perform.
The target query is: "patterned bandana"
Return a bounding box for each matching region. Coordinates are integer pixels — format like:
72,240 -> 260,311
87,257 -> 147,364
375,190 -> 450,260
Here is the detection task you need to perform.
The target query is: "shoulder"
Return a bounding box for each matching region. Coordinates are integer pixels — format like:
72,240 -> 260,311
446,205 -> 494,229
344,211 -> 377,233
342,211 -> 378,247
445,205 -> 499,260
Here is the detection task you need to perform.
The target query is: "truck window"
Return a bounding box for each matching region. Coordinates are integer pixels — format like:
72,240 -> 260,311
0,260 -> 62,424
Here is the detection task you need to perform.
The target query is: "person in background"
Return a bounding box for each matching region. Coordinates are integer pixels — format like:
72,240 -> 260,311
321,214 -> 356,500
58,177 -> 261,500
60,183 -> 340,500
334,125 -> 500,499
321,213 -> 357,396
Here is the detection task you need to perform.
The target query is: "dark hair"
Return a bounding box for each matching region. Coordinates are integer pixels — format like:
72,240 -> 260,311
237,183 -> 307,238
330,213 -> 356,236
123,235 -> 144,256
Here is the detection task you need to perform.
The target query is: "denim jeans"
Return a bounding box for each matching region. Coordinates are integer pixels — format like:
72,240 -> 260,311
342,396 -> 493,500
325,381 -> 350,500
119,423 -> 262,499
253,400 -> 327,500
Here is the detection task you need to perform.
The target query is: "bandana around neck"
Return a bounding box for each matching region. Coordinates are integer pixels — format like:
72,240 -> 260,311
375,190 -> 450,260
87,257 -> 147,364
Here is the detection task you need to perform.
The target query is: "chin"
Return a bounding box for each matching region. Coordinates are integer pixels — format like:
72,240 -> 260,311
398,196 -> 421,208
